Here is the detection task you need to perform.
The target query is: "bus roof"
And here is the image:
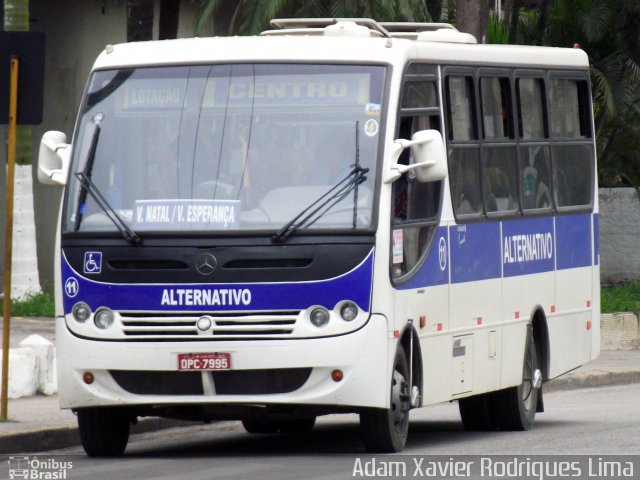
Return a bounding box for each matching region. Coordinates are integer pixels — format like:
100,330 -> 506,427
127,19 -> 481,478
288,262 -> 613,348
93,21 -> 589,72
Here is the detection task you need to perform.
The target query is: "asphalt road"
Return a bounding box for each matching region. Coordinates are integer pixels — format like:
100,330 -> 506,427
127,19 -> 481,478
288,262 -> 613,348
7,384 -> 640,480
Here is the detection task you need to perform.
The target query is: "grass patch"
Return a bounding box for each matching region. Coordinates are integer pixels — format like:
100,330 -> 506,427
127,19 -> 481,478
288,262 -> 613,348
0,291 -> 55,317
601,283 -> 640,313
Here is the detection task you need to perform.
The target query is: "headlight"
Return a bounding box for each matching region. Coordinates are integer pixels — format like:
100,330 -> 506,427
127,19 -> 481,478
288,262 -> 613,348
309,307 -> 330,328
339,302 -> 359,322
94,308 -> 115,329
72,302 -> 91,323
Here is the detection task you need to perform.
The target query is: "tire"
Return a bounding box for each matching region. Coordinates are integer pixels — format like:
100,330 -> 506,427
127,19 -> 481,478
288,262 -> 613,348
360,345 -> 411,452
242,417 -> 316,434
458,392 -> 499,431
77,407 -> 131,457
278,417 -> 316,433
493,328 -> 541,430
242,418 -> 278,434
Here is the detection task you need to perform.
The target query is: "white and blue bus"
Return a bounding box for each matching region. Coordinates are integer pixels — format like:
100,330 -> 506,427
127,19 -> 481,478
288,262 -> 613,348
38,19 -> 599,456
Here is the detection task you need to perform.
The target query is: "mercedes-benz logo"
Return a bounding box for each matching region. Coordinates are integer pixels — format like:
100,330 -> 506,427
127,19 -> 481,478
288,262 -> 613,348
195,253 -> 217,275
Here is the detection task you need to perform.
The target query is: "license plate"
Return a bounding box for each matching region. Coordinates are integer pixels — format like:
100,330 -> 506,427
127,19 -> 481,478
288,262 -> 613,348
177,352 -> 231,371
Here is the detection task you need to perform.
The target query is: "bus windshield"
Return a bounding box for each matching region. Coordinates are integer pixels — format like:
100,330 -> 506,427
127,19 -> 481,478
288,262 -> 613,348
63,64 -> 386,235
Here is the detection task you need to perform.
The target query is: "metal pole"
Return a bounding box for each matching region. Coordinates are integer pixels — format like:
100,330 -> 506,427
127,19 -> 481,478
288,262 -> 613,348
1,56 -> 19,421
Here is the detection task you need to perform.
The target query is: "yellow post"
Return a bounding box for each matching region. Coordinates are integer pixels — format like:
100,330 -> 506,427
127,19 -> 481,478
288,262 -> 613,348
1,56 -> 19,421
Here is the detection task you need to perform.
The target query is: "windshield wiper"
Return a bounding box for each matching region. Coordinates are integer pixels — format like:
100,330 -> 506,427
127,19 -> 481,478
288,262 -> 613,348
271,164 -> 369,244
73,123 -> 141,245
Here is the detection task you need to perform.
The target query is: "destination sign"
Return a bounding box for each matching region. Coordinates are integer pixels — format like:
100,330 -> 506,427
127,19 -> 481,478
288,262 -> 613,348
133,199 -> 240,230
121,73 -> 371,111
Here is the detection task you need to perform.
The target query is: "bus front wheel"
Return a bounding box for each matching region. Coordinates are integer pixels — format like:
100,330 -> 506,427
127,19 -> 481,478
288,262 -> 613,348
77,407 -> 131,457
360,345 -> 411,452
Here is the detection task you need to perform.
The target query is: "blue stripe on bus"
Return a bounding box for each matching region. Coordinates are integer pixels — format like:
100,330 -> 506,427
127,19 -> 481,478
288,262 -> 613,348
450,222 -> 502,284
593,213 -> 599,266
502,216 -> 555,278
61,248 -> 374,313
395,213 -> 596,290
398,226 -> 449,289
555,213 -> 592,270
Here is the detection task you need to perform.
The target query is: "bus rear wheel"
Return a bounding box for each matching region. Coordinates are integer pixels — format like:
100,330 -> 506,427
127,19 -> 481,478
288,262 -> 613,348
77,407 -> 131,457
360,345 -> 411,452
494,329 -> 542,430
459,328 -> 542,431
458,391 -> 500,431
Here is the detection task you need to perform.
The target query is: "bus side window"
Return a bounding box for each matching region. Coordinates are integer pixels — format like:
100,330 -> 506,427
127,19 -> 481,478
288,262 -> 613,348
482,148 -> 518,213
446,76 -> 476,141
450,148 -> 482,215
553,144 -> 593,207
548,78 -> 594,209
393,75 -> 443,280
549,79 -> 591,139
480,75 -> 518,214
516,77 -> 552,211
480,77 -> 512,140
445,74 -> 483,219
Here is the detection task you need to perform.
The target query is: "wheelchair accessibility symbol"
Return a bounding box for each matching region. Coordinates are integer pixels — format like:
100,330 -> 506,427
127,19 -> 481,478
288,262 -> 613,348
64,277 -> 79,298
84,252 -> 102,274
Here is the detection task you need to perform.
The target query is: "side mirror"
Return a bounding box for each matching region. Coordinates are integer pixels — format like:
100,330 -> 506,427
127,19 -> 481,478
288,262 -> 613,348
384,129 -> 447,184
38,131 -> 71,186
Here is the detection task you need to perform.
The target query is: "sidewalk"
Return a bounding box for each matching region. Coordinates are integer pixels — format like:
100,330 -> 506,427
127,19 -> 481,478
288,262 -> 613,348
1,349 -> 639,454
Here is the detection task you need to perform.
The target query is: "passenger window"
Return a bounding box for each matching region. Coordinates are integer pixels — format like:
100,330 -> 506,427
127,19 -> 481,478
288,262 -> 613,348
446,76 -> 476,141
520,145 -> 552,210
553,144 -> 593,207
480,77 -> 512,140
402,82 -> 438,108
517,77 -> 551,211
393,115 -> 442,278
393,75 -> 443,280
483,146 -> 518,213
450,148 -> 482,216
517,78 -> 546,139
549,79 -> 590,138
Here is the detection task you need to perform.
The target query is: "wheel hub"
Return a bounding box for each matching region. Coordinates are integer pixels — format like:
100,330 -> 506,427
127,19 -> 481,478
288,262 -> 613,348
391,370 -> 410,426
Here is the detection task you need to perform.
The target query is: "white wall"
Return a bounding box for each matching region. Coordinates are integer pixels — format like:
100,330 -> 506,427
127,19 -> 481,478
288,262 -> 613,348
599,187 -> 640,284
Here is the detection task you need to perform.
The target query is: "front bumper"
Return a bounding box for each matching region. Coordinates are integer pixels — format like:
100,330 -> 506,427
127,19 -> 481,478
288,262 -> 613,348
57,314 -> 390,411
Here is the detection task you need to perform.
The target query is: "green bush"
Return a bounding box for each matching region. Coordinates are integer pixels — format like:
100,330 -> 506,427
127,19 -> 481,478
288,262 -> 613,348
601,283 -> 640,314
0,292 -> 55,317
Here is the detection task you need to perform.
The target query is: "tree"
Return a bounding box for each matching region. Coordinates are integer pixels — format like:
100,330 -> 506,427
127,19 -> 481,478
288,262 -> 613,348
544,0 -> 640,187
455,0 -> 489,43
194,0 -> 432,36
127,0 -> 180,42
127,0 -> 154,42
159,0 -> 180,40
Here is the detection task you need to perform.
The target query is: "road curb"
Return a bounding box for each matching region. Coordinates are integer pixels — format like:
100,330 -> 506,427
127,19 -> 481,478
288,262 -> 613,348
544,369 -> 640,393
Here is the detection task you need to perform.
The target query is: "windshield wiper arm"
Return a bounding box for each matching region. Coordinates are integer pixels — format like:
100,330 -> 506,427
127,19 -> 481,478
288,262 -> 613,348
272,165 -> 369,244
72,123 -> 141,244
74,172 -> 142,245
74,123 -> 100,232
